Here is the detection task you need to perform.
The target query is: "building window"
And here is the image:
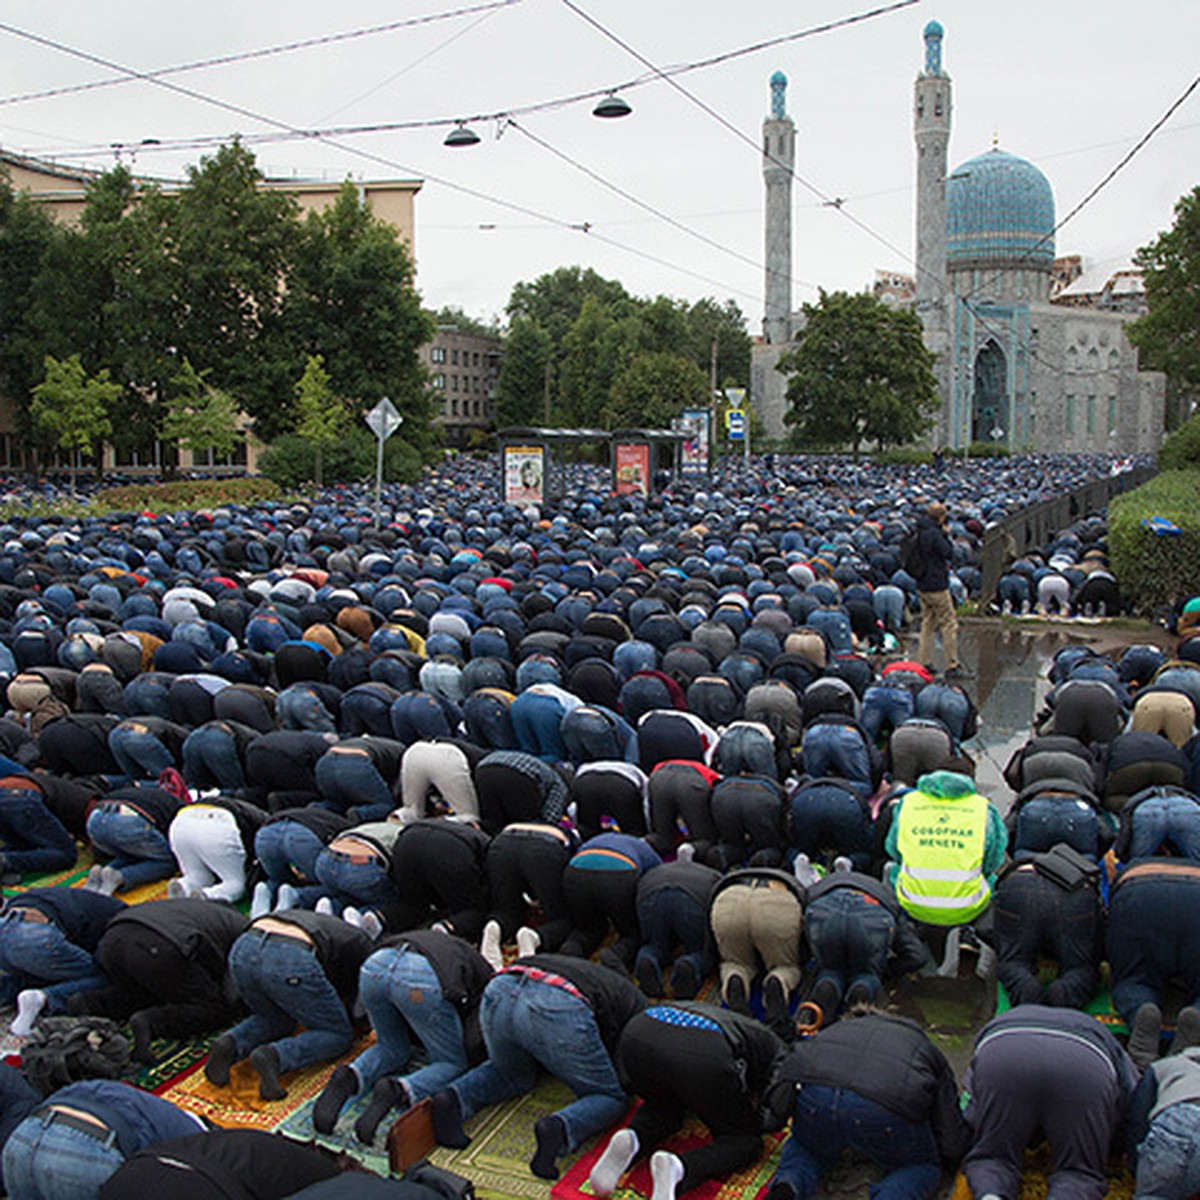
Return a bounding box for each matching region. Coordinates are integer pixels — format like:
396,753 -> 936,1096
473,352 -> 480,367
1066,394 -> 1075,434
1086,395 -> 1096,434
450,349 -> 458,365
1108,396 -> 1117,436
431,347 -> 446,364
194,442 -> 247,469
451,375 -> 458,391
433,373 -> 445,389
451,399 -> 458,416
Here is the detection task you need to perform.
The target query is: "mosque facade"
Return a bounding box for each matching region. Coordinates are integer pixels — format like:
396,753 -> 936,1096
751,23 -> 1165,455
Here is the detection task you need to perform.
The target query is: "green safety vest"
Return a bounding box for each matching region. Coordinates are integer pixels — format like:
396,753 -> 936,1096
895,789 -> 991,925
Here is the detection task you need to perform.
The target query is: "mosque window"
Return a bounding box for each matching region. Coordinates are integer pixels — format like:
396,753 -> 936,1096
1066,345 -> 1079,372
916,96 -> 924,118
1109,349 -> 1120,371
1108,397 -> 1117,435
1087,347 -> 1100,371
1087,396 -> 1096,434
934,92 -> 943,117
1066,395 -> 1075,434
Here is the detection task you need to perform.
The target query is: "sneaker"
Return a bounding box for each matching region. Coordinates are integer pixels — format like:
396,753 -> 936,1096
1128,1002 -> 1163,1068
250,1044 -> 286,1101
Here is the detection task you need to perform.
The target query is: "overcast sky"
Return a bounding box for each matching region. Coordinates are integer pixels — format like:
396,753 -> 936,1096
3,0 -> 1198,332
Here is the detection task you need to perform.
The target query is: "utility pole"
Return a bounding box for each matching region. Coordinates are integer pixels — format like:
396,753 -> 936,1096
710,337 -> 719,473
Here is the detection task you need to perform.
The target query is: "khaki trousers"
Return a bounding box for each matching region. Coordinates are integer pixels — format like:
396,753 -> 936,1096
917,589 -> 959,671
709,882 -> 803,1000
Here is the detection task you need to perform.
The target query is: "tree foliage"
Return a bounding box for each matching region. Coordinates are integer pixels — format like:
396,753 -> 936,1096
293,354 -> 345,487
778,290 -> 938,458
603,351 -> 709,429
30,354 -> 119,492
1130,186 -> 1200,404
160,359 -> 241,459
501,266 -> 751,431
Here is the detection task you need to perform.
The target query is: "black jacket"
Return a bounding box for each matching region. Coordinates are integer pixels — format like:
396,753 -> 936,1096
637,860 -> 722,908
914,514 -> 953,593
94,784 -> 185,833
765,1012 -> 970,1164
6,887 -> 126,953
103,898 -> 248,976
504,954 -> 646,1055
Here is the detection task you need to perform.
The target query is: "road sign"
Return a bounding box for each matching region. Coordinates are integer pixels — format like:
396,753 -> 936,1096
727,408 -> 746,441
365,396 -> 403,441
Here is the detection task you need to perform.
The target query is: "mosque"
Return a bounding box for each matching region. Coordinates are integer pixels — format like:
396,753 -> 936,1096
750,21 -> 1166,455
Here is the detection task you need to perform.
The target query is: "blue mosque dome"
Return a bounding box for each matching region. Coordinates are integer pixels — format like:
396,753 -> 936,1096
946,147 -> 1055,270
923,19 -> 944,37
770,70 -> 787,86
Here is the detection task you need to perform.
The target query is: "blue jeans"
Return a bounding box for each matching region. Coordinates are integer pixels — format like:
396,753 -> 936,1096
0,791 -> 78,876
804,889 -> 895,1011
314,847 -> 398,910
108,727 -> 175,780
227,931 -> 354,1074
1125,794 -> 1200,860
807,609 -> 853,655
182,725 -> 245,792
714,724 -> 778,778
510,692 -> 568,762
451,971 -> 627,1151
351,949 -> 470,1101
86,807 -> 176,889
1013,796 -> 1103,858
0,913 -> 107,1011
254,821 -> 327,906
122,676 -> 172,720
861,687 -> 915,744
1137,1102 -> 1200,1200
560,708 -> 636,765
800,724 -> 874,795
635,886 -> 714,983
773,1085 -> 941,1200
315,752 -> 393,821
914,686 -> 973,744
873,586 -> 906,632
277,687 -> 337,734
3,1112 -> 125,1200
788,781 -> 873,871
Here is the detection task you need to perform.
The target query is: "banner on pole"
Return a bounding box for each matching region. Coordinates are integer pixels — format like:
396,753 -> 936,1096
503,445 -> 545,505
679,410 -> 711,472
614,443 -> 651,496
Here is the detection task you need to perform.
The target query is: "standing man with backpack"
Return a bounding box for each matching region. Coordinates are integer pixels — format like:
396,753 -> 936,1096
908,503 -> 968,680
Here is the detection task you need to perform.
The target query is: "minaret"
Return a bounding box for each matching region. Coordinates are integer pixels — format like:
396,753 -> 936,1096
914,20 -> 950,320
913,20 -> 953,443
762,70 -> 795,346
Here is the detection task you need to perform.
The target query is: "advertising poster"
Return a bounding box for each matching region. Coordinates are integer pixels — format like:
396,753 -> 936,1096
614,442 -> 651,496
503,445 -> 545,505
679,409 -> 710,472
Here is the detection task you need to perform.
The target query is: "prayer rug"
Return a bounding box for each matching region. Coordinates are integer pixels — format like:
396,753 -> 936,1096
951,1145 -> 1134,1200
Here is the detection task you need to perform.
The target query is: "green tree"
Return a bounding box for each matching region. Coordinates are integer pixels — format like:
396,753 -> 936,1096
507,266 -> 631,345
431,306 -> 499,338
1130,185 -> 1200,418
293,354 -> 345,487
494,316 -> 553,428
603,351 -> 708,429
683,297 -> 752,389
558,296 -> 642,426
161,358 -> 241,465
29,353 -> 118,494
778,290 -> 938,458
285,180 -> 435,446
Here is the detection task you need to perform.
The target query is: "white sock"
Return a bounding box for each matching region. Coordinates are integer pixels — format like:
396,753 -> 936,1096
480,920 -> 504,972
833,856 -> 852,873
516,927 -> 541,958
274,884 -> 300,912
361,911 -> 384,940
83,864 -> 105,892
590,1129 -> 639,1197
315,896 -> 335,916
167,877 -> 187,899
343,906 -> 364,928
675,843 -> 695,863
250,881 -> 272,920
99,866 -> 124,895
10,989 -> 47,1038
650,1151 -> 684,1200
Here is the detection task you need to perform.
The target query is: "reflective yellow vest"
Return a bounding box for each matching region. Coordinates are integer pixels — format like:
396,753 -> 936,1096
895,789 -> 991,925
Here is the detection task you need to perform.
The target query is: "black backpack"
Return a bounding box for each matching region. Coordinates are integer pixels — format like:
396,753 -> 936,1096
22,1016 -> 131,1095
900,529 -> 925,580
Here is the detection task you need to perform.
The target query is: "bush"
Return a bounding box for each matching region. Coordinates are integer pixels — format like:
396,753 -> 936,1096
1159,413 -> 1200,471
258,429 -> 422,490
872,447 -> 933,466
93,478 -> 280,512
1108,469 -> 1200,613
965,440 -> 1011,458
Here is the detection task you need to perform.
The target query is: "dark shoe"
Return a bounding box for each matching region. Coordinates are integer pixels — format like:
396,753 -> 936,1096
250,1044 -> 286,1101
671,958 -> 700,1000
313,1064 -> 358,1135
635,955 -> 664,998
355,1077 -> 408,1145
1128,1002 -> 1163,1068
810,978 -> 841,1024
205,1034 -> 239,1088
129,1012 -> 156,1065
431,1088 -> 470,1149
763,976 -> 790,1028
944,665 -> 974,680
1174,1006 -> 1200,1054
844,981 -> 874,1010
724,974 -> 750,1015
530,1114 -> 568,1180
597,946 -> 633,979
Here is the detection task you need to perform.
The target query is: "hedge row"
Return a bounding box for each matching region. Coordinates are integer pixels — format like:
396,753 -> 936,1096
1160,412 -> 1200,471
93,477 -> 281,513
1109,469 -> 1200,613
